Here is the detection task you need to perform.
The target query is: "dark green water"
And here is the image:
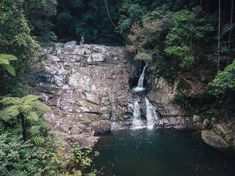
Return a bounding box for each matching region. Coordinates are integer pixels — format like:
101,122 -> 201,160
94,129 -> 235,176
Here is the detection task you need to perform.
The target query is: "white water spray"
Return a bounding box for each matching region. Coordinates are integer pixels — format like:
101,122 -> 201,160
132,99 -> 144,129
145,97 -> 159,129
132,63 -> 148,92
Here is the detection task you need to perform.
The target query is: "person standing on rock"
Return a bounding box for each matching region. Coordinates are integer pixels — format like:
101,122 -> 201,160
80,35 -> 85,45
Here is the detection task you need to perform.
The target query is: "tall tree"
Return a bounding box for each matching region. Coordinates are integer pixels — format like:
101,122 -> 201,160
228,0 -> 234,51
217,0 -> 221,71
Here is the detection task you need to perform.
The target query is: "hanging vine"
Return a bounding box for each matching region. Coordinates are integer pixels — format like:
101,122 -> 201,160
104,0 -> 116,27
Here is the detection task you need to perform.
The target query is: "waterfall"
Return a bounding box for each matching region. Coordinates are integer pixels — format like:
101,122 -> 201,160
145,97 -> 159,129
132,63 -> 148,92
131,62 -> 159,130
132,99 -> 144,129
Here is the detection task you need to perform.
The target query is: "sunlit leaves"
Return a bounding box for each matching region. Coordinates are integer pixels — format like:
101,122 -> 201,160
0,54 -> 17,76
209,59 -> 235,96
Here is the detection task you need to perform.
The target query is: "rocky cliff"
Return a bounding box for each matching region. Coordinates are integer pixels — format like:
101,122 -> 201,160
28,42 -> 135,148
26,42 -> 234,151
146,77 -> 192,129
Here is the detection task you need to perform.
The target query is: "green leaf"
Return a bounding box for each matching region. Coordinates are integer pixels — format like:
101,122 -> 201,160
0,54 -> 17,64
2,64 -> 16,76
0,54 -> 17,76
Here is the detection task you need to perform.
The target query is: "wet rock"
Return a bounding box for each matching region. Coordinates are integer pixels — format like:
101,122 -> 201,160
147,77 -> 186,118
201,123 -> 233,149
211,117 -> 217,124
87,53 -> 105,62
67,134 -> 98,148
64,41 -> 77,48
193,115 -> 201,123
155,116 -> 192,129
201,130 -> 231,148
203,119 -> 210,128
91,120 -> 111,135
214,123 -> 231,136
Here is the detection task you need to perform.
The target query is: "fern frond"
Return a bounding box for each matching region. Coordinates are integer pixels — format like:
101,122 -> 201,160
31,101 -> 50,112
30,126 -> 41,136
27,112 -> 39,121
31,136 -> 45,146
0,106 -> 19,121
0,97 -> 20,105
19,105 -> 32,115
22,95 -> 40,105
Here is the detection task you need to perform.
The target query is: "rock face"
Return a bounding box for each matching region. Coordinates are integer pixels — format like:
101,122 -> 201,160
147,77 -> 186,117
155,116 -> 192,129
201,123 -> 233,149
91,120 -> 111,135
146,76 -> 191,129
28,43 -> 134,148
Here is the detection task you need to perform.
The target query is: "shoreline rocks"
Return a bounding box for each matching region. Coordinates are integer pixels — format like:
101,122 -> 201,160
201,122 -> 234,149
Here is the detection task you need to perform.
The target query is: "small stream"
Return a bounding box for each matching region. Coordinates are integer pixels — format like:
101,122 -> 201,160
94,130 -> 235,176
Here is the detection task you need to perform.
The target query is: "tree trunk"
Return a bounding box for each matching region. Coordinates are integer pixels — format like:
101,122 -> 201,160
228,0 -> 234,51
217,0 -> 221,71
20,113 -> 27,141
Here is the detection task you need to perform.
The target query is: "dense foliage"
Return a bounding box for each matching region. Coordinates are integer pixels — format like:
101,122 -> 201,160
25,0 -> 57,42
55,0 -> 120,43
0,0 -> 39,62
209,60 -> 235,96
0,1 -> 97,175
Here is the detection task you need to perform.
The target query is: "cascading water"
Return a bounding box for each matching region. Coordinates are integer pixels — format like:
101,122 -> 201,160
132,63 -> 148,92
132,99 -> 144,129
131,62 -> 159,130
145,97 -> 159,129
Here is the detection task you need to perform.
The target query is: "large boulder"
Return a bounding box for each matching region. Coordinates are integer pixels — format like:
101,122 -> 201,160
201,130 -> 231,148
201,122 -> 233,149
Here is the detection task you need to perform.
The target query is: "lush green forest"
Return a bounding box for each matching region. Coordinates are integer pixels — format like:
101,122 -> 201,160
0,0 -> 235,175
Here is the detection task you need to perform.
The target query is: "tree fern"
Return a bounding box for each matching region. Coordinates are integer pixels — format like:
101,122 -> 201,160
0,95 -> 50,141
